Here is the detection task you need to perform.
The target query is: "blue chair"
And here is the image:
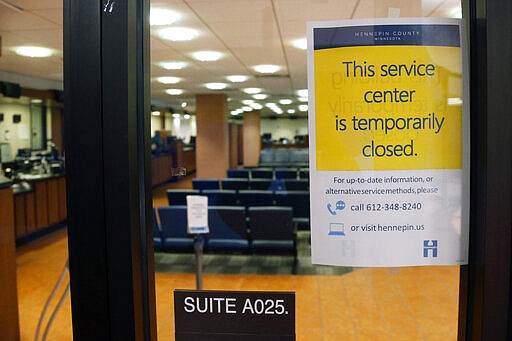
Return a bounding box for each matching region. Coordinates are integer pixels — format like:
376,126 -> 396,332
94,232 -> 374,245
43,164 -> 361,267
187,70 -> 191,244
275,168 -> 297,180
206,206 -> 249,251
251,168 -> 273,179
202,189 -> 238,206
248,206 -> 297,272
238,190 -> 274,209
274,149 -> 290,165
158,206 -> 194,251
274,190 -> 310,230
227,169 -> 250,179
221,178 -> 250,191
299,168 -> 309,180
289,148 -> 308,165
259,149 -> 275,166
152,208 -> 163,249
283,179 -> 309,191
250,179 -> 286,191
192,178 -> 220,191
166,189 -> 200,205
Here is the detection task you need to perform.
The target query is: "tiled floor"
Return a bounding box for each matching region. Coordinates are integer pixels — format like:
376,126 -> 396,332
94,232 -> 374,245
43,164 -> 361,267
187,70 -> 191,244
16,231 -> 460,340
17,231 -> 459,341
15,176 -> 461,340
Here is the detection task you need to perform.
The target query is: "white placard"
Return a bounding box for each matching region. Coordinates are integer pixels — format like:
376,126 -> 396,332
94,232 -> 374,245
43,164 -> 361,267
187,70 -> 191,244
307,18 -> 469,267
186,195 -> 209,234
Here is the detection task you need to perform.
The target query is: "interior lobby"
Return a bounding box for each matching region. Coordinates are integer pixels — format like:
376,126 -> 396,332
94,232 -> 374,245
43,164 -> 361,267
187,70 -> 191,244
1,0 -> 511,340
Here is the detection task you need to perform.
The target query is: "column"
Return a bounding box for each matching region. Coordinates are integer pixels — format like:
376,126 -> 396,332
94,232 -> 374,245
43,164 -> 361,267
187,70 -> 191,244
243,110 -> 261,167
195,94 -> 229,178
0,181 -> 19,340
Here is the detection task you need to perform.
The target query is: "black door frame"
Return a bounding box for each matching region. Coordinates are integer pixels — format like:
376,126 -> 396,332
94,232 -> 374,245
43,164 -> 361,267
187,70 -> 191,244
64,0 -> 156,340
63,0 -> 512,340
459,0 -> 512,340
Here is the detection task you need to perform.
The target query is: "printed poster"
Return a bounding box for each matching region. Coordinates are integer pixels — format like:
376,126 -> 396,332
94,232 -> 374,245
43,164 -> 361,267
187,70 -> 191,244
307,18 -> 469,267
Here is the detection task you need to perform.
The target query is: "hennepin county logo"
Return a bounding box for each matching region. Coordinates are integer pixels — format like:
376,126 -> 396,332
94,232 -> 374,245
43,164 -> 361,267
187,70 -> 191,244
423,240 -> 438,258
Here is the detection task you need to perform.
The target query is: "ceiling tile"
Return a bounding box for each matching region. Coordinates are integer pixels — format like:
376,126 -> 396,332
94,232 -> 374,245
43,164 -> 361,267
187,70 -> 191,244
0,11 -> 59,31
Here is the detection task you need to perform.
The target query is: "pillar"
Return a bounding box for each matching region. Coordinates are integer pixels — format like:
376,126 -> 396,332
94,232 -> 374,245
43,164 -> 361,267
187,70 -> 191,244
195,94 -> 229,178
229,123 -> 240,168
243,110 -> 261,167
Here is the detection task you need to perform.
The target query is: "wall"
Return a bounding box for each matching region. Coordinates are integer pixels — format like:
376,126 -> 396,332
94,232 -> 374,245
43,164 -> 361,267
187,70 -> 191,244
150,115 -> 162,136
0,101 -> 31,161
152,113 -> 197,144
260,118 -> 308,142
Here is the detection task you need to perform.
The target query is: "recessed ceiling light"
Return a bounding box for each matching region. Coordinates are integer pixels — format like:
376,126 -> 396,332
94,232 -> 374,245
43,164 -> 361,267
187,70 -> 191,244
279,99 -> 292,105
160,61 -> 187,70
273,108 -> 284,115
253,64 -> 281,74
299,104 -> 308,112
31,99 -> 43,104
204,82 -> 227,90
230,110 -> 240,116
243,88 -> 262,95
172,113 -> 181,118
151,111 -> 161,116
287,109 -> 296,114
226,75 -> 249,83
253,94 -> 268,100
184,114 -> 191,119
158,27 -> 198,41
192,51 -> 223,62
242,106 -> 253,112
157,76 -> 182,84
292,38 -> 307,50
242,100 -> 254,105
298,97 -> 308,102
15,46 -> 53,58
150,8 -> 180,26
181,102 -> 188,108
296,89 -> 308,97
165,89 -> 184,95
250,103 -> 263,110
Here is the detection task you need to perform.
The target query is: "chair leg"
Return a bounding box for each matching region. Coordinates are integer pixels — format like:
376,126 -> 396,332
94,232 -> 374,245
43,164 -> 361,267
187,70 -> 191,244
292,241 -> 298,275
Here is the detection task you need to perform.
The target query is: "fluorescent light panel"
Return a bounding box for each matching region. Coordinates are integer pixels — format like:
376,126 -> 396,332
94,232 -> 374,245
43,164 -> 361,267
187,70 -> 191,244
192,51 -> 223,62
158,27 -> 198,41
15,46 -> 52,58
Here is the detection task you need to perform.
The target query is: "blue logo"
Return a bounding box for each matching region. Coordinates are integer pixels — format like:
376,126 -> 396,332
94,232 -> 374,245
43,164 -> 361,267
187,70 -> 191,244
423,240 -> 438,258
327,200 -> 346,215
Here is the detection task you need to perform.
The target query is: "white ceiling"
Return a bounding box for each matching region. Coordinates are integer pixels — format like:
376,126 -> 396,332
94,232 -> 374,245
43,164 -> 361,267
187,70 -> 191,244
0,0 -> 461,117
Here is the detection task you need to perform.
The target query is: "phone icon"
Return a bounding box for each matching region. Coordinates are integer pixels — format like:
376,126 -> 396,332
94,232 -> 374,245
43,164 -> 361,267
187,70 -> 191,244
327,203 -> 337,215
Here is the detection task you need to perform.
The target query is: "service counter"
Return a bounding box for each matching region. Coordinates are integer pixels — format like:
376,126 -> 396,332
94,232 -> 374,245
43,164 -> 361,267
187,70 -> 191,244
12,174 -> 67,241
151,141 -> 196,186
0,179 -> 20,340
152,153 -> 174,186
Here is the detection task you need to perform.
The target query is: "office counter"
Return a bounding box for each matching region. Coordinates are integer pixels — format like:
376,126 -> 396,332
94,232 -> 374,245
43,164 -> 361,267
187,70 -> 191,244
152,153 -> 174,186
0,179 -> 20,340
152,143 -> 196,186
13,174 -> 66,241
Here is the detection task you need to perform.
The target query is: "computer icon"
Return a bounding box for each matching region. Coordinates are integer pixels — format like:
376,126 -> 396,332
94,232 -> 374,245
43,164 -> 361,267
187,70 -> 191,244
328,223 -> 345,236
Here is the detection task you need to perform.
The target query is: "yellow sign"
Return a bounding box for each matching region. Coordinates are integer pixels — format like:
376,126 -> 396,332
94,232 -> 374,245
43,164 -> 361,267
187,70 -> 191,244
315,45 -> 462,171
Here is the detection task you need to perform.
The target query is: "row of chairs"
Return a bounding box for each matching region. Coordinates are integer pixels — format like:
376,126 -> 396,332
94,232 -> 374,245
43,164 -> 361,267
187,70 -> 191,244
166,189 -> 310,230
153,206 -> 297,269
193,178 -> 309,192
227,167 -> 309,180
259,148 -> 309,167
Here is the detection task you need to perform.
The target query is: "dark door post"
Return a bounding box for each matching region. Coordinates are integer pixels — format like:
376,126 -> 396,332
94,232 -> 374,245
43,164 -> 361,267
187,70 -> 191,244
64,0 -> 156,340
459,0 -> 512,339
